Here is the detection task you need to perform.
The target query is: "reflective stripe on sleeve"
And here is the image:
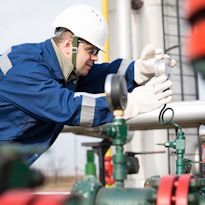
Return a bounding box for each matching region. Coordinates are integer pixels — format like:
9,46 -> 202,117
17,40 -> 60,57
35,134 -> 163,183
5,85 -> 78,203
0,49 -> 12,75
79,95 -> 96,127
117,59 -> 133,75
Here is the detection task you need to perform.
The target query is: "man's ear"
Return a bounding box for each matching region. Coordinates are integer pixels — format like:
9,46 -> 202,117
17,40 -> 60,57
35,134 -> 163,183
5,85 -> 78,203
63,38 -> 72,54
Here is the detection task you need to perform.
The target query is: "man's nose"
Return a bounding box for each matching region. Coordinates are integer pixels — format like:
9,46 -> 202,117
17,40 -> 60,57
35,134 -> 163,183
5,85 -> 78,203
91,55 -> 98,61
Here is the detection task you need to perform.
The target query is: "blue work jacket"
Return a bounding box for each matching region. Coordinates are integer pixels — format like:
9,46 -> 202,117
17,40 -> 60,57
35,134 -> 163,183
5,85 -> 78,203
0,39 -> 137,165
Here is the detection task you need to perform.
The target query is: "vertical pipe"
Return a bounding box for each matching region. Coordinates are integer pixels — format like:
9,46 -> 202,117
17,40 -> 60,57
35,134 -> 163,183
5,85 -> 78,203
195,70 -> 199,100
198,127 -> 202,177
167,129 -> 171,174
113,145 -> 125,188
161,0 -> 166,52
101,0 -> 109,62
74,136 -> 78,180
115,0 -> 132,59
85,150 -> 96,176
175,129 -> 185,175
161,0 -> 171,174
98,147 -> 106,186
176,0 -> 184,101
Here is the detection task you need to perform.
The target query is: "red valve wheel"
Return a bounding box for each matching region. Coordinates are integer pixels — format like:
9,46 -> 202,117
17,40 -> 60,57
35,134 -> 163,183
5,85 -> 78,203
156,175 -> 177,205
175,174 -> 192,205
0,190 -> 33,205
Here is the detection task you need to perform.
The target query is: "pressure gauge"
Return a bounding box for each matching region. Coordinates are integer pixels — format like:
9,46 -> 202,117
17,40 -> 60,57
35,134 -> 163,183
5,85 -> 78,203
104,74 -> 128,114
154,58 -> 173,79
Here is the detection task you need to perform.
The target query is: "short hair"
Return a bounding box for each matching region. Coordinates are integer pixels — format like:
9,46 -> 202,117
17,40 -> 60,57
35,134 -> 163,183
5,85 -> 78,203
53,27 -> 74,43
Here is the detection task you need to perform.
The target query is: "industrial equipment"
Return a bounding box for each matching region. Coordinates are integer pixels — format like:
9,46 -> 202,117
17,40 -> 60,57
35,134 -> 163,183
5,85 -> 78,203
1,74 -> 205,204
68,74 -> 205,205
1,0 -> 205,204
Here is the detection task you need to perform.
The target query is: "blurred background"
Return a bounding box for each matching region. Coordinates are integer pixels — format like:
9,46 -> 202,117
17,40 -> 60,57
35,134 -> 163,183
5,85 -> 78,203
1,0 -> 205,190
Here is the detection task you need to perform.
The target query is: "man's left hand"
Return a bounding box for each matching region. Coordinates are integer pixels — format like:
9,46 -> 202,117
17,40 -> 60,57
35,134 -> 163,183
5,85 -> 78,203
134,44 -> 176,85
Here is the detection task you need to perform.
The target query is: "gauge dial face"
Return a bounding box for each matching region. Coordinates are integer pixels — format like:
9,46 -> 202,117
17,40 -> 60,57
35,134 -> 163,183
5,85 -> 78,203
104,74 -> 127,111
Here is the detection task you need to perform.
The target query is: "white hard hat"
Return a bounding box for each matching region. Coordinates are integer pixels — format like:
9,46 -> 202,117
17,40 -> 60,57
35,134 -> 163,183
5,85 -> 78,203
53,4 -> 108,51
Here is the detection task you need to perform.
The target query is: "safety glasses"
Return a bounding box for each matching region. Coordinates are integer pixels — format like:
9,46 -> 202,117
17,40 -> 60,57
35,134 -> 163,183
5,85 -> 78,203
78,39 -> 100,56
85,46 -> 100,56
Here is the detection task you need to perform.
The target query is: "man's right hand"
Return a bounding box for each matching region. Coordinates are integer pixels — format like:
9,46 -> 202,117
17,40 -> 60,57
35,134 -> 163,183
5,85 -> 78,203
124,75 -> 173,119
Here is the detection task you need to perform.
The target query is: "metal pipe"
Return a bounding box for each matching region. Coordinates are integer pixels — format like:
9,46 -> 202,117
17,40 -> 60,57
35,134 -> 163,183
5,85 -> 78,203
161,0 -> 166,52
63,101 -> 205,135
176,0 -> 184,101
115,0 -> 132,59
101,0 -> 109,62
128,100 -> 205,130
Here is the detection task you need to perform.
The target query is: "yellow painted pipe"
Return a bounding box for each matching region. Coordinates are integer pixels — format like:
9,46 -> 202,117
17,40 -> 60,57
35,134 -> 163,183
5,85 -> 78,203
101,0 -> 109,62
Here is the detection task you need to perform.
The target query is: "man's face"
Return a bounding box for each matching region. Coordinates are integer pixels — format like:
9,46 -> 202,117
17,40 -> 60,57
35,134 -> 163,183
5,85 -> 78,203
76,41 -> 100,76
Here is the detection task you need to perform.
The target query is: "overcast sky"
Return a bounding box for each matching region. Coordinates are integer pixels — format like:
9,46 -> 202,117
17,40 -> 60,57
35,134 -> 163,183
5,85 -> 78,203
0,0 -> 102,175
0,0 -> 100,53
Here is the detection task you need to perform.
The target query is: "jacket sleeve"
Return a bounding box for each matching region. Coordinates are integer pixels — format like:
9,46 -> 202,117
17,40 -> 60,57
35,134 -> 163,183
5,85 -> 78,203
0,61 -> 112,127
76,58 -> 139,93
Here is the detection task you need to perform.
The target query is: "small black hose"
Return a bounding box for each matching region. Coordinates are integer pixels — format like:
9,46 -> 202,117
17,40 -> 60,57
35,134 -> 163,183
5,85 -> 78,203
158,104 -> 174,126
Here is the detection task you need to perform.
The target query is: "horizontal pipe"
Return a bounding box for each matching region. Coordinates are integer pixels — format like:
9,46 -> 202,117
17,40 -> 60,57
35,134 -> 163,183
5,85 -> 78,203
128,100 -> 205,130
63,101 -> 205,136
63,126 -> 107,139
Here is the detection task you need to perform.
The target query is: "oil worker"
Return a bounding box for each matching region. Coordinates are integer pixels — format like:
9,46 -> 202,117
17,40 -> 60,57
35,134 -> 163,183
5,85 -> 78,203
0,4 -> 176,165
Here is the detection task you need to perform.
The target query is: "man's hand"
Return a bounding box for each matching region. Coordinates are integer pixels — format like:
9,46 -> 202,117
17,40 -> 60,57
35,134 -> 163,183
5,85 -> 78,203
134,45 -> 176,85
124,75 -> 173,119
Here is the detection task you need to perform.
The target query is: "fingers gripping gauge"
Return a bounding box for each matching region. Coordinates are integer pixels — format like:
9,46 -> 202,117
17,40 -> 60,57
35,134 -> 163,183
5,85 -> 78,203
104,74 -> 128,115
154,59 -> 173,79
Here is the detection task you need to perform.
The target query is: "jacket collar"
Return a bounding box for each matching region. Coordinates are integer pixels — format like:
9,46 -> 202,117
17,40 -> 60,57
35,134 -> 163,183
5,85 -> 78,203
51,39 -> 77,83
